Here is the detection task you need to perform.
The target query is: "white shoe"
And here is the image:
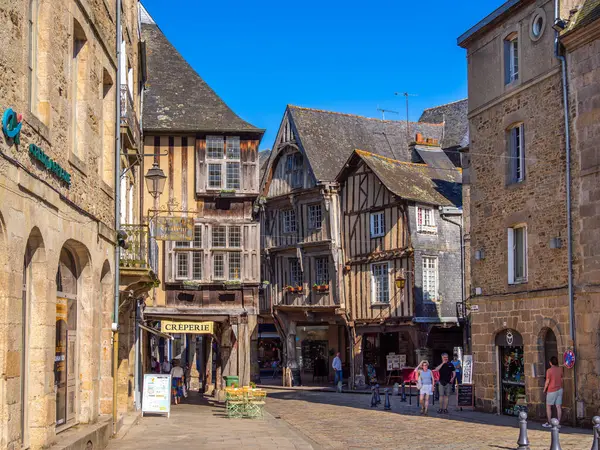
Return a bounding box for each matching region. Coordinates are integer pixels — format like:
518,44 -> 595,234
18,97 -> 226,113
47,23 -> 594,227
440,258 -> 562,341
542,422 -> 552,428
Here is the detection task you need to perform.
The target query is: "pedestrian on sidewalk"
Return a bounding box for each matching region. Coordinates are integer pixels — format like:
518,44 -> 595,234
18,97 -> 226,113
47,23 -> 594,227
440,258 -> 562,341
332,352 -> 343,385
435,353 -> 455,414
162,359 -> 171,374
414,361 -> 434,415
451,354 -> 462,392
542,356 -> 563,428
171,361 -> 185,405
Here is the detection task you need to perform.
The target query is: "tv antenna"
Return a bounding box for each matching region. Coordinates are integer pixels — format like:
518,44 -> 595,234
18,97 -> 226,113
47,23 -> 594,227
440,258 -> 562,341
376,106 -> 399,121
395,92 -> 418,142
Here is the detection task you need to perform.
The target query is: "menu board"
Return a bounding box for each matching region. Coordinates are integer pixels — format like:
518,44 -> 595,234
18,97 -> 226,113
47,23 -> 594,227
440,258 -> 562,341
457,384 -> 474,407
386,354 -> 406,371
142,374 -> 171,417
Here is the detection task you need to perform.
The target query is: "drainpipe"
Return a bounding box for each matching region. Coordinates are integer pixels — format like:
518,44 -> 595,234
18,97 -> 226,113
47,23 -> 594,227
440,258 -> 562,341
554,0 -> 577,426
439,207 -> 468,352
112,0 -> 123,435
134,298 -> 141,410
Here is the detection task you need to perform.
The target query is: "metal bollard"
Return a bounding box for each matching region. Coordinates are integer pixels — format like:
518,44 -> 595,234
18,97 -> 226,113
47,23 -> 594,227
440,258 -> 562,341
384,388 -> 391,410
516,411 -> 530,450
550,418 -> 562,450
401,382 -> 407,402
591,416 -> 600,450
370,387 -> 377,407
375,384 -> 381,404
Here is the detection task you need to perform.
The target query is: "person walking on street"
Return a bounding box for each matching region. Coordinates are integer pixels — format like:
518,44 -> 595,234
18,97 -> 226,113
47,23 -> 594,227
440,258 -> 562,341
170,361 -> 184,405
451,354 -> 462,392
414,360 -> 434,415
542,356 -> 563,428
332,352 -> 343,386
162,358 -> 171,375
435,353 -> 455,414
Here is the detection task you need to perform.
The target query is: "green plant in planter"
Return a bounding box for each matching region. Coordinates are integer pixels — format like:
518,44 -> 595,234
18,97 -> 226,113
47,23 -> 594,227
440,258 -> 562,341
249,382 -> 256,388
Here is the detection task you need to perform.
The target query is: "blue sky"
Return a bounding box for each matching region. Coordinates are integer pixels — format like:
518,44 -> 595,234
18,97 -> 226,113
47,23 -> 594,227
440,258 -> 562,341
142,0 -> 505,150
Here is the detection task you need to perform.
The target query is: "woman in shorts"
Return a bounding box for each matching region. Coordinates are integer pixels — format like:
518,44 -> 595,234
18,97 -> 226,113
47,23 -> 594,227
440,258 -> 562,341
414,360 -> 434,415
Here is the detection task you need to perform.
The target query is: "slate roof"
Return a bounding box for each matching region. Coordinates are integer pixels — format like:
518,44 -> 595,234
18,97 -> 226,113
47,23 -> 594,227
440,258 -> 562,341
259,150 -> 271,180
570,0 -> 600,32
141,8 -> 262,133
419,99 -> 469,149
339,150 -> 462,207
287,106 -> 444,182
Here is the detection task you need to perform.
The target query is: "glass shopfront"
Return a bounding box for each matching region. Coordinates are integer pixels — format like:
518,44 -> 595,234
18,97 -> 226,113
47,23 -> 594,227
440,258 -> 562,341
496,330 -> 525,416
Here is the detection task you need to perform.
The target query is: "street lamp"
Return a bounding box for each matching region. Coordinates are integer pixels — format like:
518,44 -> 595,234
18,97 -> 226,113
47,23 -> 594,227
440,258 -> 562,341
144,162 -> 167,198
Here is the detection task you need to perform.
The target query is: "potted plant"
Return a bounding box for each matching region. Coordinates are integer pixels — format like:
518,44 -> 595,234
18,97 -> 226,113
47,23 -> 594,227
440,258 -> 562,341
313,283 -> 329,293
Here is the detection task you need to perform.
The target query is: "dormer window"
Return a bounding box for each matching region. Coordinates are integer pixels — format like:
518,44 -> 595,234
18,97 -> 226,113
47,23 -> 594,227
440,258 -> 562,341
206,136 -> 240,190
504,33 -> 519,85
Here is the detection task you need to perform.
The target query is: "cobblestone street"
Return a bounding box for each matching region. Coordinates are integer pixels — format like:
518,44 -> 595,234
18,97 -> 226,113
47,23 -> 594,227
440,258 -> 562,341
107,389 -> 594,449
263,388 -> 593,450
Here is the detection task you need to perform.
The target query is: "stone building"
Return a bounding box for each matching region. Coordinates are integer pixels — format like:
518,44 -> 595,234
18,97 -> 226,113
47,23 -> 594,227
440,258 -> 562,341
140,7 -> 264,395
458,0 -> 600,423
259,105 -> 467,386
0,0 -> 145,448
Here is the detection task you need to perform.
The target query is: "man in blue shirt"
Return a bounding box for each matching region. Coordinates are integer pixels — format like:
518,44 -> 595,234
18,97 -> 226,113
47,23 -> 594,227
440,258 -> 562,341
332,352 -> 343,386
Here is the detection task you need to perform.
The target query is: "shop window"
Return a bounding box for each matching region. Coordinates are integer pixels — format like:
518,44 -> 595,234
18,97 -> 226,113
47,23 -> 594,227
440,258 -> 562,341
496,329 -> 525,416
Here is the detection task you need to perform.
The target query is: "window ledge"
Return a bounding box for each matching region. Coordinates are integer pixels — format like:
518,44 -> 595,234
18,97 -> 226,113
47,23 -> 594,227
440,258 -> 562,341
101,181 -> 114,199
509,279 -> 528,286
23,110 -> 51,144
371,302 -> 390,307
68,152 -> 88,177
371,234 -> 385,239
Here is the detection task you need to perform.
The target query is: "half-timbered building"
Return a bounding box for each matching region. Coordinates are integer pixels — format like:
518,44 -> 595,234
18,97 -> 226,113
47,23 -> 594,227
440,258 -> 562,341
337,149 -> 463,385
259,105 -> 452,386
141,10 -> 264,393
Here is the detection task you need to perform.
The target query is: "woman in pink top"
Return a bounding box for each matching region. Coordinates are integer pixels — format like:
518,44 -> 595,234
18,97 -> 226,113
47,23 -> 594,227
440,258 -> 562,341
542,356 -> 563,428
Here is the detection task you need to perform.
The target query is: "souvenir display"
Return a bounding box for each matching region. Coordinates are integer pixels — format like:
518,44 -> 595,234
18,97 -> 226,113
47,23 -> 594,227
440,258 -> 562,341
500,346 -> 526,416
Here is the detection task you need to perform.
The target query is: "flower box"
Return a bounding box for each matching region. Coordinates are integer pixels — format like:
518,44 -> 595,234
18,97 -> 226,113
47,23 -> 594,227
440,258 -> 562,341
312,284 -> 329,293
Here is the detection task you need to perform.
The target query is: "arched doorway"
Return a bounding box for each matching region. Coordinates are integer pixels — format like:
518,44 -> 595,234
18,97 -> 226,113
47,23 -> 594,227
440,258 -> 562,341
495,329 -> 525,416
55,248 -> 78,428
543,329 -> 558,372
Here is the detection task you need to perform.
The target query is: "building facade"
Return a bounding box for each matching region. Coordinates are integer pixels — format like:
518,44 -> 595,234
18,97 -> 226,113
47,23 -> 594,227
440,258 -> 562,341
140,8 -> 263,394
458,0 -> 600,423
0,0 -> 144,448
260,105 -> 467,386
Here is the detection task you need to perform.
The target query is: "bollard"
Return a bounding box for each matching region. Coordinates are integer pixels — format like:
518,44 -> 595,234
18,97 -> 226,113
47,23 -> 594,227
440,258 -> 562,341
375,384 -> 381,404
384,388 -> 391,410
392,383 -> 400,396
516,411 -> 530,450
401,382 -> 407,402
370,387 -> 378,407
591,416 -> 600,450
550,418 -> 562,450
337,381 -> 343,393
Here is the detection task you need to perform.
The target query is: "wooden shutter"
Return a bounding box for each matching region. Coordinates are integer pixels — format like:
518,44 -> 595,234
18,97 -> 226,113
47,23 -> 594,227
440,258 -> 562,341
196,138 -> 206,194
241,140 -> 258,193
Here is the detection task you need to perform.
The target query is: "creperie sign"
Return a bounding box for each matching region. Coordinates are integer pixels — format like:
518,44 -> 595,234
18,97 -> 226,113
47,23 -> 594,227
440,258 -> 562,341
160,321 -> 213,334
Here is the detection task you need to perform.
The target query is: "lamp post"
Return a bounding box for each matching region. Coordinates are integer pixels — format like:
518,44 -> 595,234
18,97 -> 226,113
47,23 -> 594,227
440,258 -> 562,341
144,162 -> 167,199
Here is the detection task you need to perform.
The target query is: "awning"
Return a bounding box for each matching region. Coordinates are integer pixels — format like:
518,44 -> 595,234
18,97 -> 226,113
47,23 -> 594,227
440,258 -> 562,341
139,324 -> 174,340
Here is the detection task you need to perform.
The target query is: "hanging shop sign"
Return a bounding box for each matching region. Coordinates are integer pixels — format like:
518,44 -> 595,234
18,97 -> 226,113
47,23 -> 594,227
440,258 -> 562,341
29,144 -> 71,185
160,320 -> 213,334
563,350 -> 575,369
2,108 -> 23,144
154,217 -> 193,241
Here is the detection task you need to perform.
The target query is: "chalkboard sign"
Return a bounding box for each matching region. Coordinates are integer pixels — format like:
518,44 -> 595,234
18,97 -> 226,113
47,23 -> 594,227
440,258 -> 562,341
457,384 -> 474,408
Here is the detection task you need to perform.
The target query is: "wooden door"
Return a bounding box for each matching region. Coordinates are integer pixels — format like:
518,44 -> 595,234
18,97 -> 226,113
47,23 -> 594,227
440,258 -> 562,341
66,331 -> 77,424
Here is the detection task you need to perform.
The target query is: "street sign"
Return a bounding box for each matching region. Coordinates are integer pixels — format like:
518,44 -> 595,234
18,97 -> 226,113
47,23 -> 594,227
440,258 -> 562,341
564,350 -> 575,369
142,374 -> 171,417
154,217 -> 194,241
470,305 -> 479,312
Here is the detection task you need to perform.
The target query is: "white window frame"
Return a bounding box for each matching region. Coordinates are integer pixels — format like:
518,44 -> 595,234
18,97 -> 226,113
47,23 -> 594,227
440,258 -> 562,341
508,225 -> 528,284
308,204 -> 322,230
212,226 -> 227,248
417,206 -> 437,234
422,256 -> 439,302
505,33 -> 519,84
175,252 -> 190,280
509,124 -> 525,183
228,226 -> 241,248
315,257 -> 329,286
213,252 -> 225,280
172,225 -> 203,281
370,211 -> 385,238
206,136 -> 241,191
282,209 -> 297,234
370,262 -> 390,304
289,258 -> 302,287
228,251 -> 242,280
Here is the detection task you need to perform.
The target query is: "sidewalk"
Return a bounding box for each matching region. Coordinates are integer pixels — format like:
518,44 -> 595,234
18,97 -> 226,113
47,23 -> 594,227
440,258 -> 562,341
105,392 -> 316,450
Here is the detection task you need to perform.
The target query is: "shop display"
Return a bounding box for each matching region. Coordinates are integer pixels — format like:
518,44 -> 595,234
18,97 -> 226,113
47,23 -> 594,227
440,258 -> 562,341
500,346 -> 526,416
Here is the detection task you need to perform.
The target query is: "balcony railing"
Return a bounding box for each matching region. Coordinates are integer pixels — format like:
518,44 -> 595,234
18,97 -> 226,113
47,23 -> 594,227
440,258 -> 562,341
120,224 -> 151,270
120,85 -> 141,149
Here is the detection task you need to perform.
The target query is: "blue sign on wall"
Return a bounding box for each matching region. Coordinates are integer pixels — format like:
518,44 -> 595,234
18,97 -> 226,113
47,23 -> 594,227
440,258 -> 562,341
2,108 -> 23,144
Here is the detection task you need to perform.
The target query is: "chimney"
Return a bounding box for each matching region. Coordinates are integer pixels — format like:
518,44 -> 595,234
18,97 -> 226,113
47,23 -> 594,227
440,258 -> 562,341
415,132 -> 423,143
